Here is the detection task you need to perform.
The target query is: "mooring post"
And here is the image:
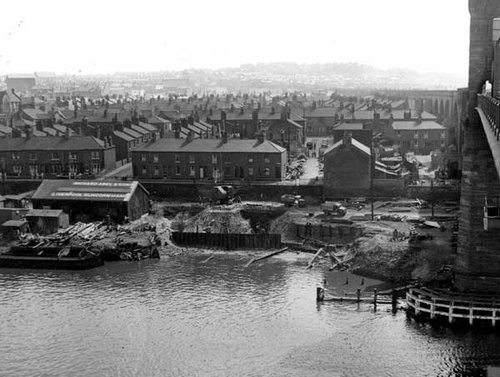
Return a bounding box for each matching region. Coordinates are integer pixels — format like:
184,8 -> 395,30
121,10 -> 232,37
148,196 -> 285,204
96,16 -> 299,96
316,287 -> 324,302
373,288 -> 378,310
357,288 -> 361,303
392,289 -> 397,313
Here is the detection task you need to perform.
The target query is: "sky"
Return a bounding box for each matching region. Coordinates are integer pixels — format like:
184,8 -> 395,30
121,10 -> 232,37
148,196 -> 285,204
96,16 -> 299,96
0,0 -> 470,78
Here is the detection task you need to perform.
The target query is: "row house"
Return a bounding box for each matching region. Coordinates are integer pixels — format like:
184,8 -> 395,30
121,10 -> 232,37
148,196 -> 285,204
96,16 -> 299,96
389,120 -> 447,154
0,134 -> 116,178
132,132 -> 287,182
206,108 -> 305,154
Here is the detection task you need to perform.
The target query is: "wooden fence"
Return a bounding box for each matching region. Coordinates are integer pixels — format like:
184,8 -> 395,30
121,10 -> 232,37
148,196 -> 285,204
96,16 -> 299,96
406,287 -> 500,326
171,232 -> 282,250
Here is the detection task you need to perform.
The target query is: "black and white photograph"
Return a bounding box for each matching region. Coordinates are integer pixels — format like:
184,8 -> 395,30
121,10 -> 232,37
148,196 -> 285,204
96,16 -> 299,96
1,1 -> 500,376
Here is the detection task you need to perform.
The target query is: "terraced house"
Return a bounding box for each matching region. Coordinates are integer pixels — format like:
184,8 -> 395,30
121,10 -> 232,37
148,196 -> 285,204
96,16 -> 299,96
132,132 -> 286,182
0,133 -> 115,178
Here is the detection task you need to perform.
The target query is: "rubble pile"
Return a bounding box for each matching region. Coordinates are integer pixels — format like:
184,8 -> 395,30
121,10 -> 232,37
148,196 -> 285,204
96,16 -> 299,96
18,221 -> 160,261
172,205 -> 252,234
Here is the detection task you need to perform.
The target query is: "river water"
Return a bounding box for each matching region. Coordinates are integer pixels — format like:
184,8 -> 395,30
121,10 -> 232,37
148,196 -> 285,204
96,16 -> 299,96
1,252 -> 500,377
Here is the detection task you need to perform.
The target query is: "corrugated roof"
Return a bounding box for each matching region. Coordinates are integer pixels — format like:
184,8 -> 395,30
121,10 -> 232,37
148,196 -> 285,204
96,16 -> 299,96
392,121 -> 446,130
134,138 -> 286,154
0,136 -> 107,151
32,180 -> 147,202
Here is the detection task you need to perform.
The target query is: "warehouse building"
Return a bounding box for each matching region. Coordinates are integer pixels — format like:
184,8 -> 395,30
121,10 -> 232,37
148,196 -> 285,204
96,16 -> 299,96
31,180 -> 150,223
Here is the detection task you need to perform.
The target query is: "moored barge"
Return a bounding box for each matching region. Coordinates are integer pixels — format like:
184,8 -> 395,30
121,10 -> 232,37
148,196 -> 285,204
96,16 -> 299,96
0,245 -> 103,270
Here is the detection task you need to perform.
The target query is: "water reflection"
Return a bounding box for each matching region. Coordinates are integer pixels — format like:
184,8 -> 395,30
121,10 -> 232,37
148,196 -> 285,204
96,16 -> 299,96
0,254 -> 499,377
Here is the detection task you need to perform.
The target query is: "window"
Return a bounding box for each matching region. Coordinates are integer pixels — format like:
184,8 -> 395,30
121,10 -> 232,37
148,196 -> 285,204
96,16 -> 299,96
12,165 -> 22,174
189,154 -> 195,163
413,131 -> 419,139
29,164 -> 38,176
248,156 -> 253,163
51,152 -> 60,161
414,140 -> 418,148
441,139 -> 446,147
163,166 -> 169,177
189,165 -> 195,177
11,153 -> 20,160
175,165 -> 181,175
153,154 -> 159,163
212,154 -> 217,164
141,153 -> 147,162
248,167 -> 254,176
441,131 -> 446,139
91,151 -> 100,160
264,168 -> 270,176
142,165 -> 147,175
175,153 -> 180,163
397,131 -> 401,137
275,166 -> 281,178
423,131 -> 429,139
91,163 -> 100,173
68,151 -> 77,160
68,163 -> 78,173
50,164 -> 61,174
29,153 -> 37,161
264,154 -> 270,164
154,165 -> 159,176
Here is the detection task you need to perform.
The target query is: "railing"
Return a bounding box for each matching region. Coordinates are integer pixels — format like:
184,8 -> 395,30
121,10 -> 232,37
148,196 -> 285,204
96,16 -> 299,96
478,94 -> 500,141
406,287 -> 500,326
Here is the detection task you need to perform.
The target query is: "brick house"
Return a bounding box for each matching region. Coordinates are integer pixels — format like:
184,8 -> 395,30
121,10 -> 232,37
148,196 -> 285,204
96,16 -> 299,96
390,120 -> 447,154
0,134 -> 116,178
323,135 -> 371,197
132,132 -> 287,182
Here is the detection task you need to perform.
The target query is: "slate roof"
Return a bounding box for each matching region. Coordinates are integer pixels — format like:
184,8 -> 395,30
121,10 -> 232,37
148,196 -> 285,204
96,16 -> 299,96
0,136 -> 107,151
122,128 -> 142,139
113,130 -> 134,142
333,123 -> 365,130
137,122 -> 157,132
26,209 -> 64,218
134,138 -> 286,154
392,121 -> 446,131
324,137 -> 371,156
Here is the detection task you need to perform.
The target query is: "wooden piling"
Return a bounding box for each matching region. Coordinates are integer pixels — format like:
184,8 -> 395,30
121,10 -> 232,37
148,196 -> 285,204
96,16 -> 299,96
373,288 -> 378,309
357,288 -> 361,303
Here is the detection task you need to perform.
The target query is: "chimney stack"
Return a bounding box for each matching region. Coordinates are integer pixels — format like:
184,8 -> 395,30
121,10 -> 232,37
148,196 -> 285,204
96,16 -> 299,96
257,130 -> 265,143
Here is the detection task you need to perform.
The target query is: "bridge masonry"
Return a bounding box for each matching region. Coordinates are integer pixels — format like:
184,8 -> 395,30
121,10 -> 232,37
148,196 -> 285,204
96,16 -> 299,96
455,0 -> 500,292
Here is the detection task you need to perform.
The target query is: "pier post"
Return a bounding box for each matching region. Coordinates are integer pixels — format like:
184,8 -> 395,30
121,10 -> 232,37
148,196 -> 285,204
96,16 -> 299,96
469,303 -> 474,326
373,288 -> 378,310
316,287 -> 325,302
357,288 -> 361,303
493,310 -> 497,327
430,298 -> 436,319
391,289 -> 397,314
448,302 -> 454,324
